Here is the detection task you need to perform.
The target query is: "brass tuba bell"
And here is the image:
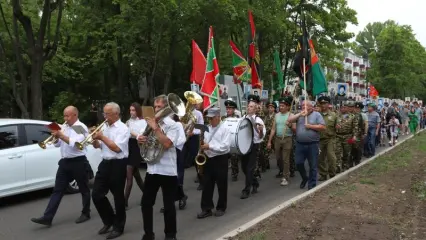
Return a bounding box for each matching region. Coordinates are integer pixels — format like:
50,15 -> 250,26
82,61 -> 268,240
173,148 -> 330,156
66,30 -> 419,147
181,91 -> 203,136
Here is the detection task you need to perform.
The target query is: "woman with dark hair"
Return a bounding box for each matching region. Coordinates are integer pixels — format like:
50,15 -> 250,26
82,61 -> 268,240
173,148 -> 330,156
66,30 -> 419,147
124,102 -> 146,208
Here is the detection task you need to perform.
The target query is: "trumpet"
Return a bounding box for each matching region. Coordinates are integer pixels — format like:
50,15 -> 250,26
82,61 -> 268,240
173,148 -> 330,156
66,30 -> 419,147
38,122 -> 67,149
75,120 -> 107,150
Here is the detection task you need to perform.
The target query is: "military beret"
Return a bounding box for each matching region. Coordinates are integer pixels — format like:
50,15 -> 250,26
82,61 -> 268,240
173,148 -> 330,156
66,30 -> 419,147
355,101 -> 364,109
224,99 -> 237,108
317,95 -> 330,104
279,96 -> 293,105
342,101 -> 355,107
266,101 -> 277,109
247,94 -> 260,104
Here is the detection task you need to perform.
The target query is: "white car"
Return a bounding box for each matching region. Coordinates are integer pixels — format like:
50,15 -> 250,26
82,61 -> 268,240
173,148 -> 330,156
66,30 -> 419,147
0,119 -> 102,198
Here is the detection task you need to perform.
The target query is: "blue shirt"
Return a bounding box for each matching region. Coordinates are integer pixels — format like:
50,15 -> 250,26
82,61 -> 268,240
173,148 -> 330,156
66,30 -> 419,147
296,111 -> 325,143
367,111 -> 380,128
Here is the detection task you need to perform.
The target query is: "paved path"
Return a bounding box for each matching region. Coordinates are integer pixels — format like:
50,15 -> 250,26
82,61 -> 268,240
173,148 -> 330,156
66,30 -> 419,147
0,135 -> 409,240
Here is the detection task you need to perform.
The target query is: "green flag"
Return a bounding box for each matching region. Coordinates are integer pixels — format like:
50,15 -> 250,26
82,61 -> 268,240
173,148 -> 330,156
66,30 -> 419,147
272,50 -> 284,100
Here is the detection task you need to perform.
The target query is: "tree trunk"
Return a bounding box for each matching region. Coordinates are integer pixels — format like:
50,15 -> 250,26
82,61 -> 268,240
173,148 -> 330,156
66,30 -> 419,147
30,56 -> 44,119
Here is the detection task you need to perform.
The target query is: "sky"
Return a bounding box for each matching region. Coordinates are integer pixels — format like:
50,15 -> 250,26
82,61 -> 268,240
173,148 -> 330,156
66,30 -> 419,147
346,0 -> 426,47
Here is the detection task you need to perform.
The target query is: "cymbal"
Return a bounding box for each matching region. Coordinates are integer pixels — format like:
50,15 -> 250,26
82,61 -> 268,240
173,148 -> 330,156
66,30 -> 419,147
184,91 -> 203,104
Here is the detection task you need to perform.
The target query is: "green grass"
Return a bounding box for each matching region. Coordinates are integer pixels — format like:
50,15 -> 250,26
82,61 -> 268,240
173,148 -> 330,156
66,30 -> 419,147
329,182 -> 357,197
246,231 -> 266,240
411,181 -> 426,200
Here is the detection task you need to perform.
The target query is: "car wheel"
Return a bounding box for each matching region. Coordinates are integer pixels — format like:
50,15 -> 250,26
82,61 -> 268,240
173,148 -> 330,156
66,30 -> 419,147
66,180 -> 80,194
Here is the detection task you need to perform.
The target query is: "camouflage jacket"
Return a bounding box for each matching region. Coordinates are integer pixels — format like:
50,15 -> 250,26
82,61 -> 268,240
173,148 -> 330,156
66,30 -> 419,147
320,110 -> 338,140
264,113 -> 275,139
336,113 -> 358,137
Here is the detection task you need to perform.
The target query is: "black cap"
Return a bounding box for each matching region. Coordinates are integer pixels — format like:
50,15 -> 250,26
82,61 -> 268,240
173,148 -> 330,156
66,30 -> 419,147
266,101 -> 277,109
247,94 -> 260,104
224,99 -> 237,108
279,96 -> 293,105
355,101 -> 364,109
317,95 -> 330,104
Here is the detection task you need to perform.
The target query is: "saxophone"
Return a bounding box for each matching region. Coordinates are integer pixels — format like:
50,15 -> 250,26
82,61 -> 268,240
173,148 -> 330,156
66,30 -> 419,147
181,91 -> 203,137
194,129 -> 207,165
139,93 -> 186,164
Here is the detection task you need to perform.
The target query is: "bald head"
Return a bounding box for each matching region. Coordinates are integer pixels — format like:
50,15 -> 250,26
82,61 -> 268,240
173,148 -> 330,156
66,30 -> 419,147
301,100 -> 314,113
63,106 -> 79,125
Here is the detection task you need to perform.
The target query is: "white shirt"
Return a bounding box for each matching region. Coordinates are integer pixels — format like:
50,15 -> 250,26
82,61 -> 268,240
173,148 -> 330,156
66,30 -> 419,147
204,123 -> 231,158
54,120 -> 88,158
192,109 -> 204,135
100,120 -> 130,160
175,122 -> 186,151
127,118 -> 147,138
147,117 -> 186,176
245,114 -> 266,144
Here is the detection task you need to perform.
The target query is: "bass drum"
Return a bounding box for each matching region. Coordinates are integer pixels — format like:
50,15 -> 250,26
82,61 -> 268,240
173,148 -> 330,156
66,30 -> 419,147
223,118 -> 253,155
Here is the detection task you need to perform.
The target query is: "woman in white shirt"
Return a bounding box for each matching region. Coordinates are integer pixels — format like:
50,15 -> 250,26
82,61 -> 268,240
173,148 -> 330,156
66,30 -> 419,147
124,102 -> 146,208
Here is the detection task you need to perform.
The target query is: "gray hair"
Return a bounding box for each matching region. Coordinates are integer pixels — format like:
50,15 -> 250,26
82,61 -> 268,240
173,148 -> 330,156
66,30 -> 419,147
104,102 -> 121,114
154,94 -> 169,106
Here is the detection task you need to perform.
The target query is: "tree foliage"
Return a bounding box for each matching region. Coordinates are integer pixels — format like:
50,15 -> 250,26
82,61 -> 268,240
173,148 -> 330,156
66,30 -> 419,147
0,0 -> 357,120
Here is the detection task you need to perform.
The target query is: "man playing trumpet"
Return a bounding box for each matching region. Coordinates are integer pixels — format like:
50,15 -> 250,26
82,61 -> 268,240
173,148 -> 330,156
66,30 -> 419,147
31,106 -> 92,226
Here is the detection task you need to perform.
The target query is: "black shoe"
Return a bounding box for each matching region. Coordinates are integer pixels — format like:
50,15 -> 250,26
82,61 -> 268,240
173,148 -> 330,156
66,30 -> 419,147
30,217 -> 52,227
98,225 -> 112,235
251,186 -> 258,194
318,176 -> 327,181
308,185 -> 316,190
106,230 -> 123,239
231,175 -> 238,182
179,195 -> 188,210
215,210 -> 225,217
160,207 -> 164,213
240,191 -> 250,199
329,174 -> 335,179
75,213 -> 90,224
300,179 -> 308,189
164,237 -> 177,240
290,172 -> 295,178
142,233 -> 155,240
275,171 -> 283,178
197,184 -> 203,191
197,210 -> 212,219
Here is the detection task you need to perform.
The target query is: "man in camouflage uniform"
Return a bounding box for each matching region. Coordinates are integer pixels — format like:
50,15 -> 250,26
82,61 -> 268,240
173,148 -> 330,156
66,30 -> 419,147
222,99 -> 240,181
258,102 -> 275,173
335,101 -> 359,172
318,96 -> 338,181
351,102 -> 367,167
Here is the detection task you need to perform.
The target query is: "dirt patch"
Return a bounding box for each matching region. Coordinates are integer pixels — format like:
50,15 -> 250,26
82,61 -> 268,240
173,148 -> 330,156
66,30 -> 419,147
231,133 -> 426,240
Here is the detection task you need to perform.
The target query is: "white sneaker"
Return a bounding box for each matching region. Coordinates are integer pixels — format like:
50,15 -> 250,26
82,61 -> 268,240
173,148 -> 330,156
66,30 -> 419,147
395,140 -> 398,143
280,178 -> 289,186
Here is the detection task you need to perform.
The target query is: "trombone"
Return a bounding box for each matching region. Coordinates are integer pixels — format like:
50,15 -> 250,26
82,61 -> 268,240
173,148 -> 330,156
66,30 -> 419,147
75,120 -> 107,150
38,122 -> 67,149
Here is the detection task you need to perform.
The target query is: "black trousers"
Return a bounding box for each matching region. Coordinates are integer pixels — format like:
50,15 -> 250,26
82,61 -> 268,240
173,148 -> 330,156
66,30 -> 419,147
142,173 -> 178,238
92,159 -> 127,231
241,143 -> 260,193
201,154 -> 228,211
183,135 -> 199,168
44,156 -> 91,220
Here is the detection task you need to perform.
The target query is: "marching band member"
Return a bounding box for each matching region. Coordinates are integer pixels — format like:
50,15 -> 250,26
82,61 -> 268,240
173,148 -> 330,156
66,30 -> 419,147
197,107 -> 231,218
222,99 -> 240,181
92,102 -> 130,239
240,95 -> 266,199
124,102 -> 146,208
31,106 -> 92,226
138,95 -> 186,240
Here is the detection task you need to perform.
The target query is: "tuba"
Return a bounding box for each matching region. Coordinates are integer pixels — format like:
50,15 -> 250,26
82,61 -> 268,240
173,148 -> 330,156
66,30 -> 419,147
139,93 -> 186,164
38,122 -> 67,149
180,91 -> 203,137
75,120 -> 108,150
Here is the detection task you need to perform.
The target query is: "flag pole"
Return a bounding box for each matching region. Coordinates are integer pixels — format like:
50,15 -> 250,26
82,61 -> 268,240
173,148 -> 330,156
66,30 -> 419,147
303,58 -> 308,124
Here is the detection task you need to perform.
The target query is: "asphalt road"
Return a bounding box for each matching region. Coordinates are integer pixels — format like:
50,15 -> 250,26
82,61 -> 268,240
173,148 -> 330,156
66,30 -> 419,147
0,136 -> 408,240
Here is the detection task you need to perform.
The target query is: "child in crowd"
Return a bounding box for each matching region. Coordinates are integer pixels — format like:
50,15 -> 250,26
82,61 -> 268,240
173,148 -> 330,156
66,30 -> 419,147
380,115 -> 387,147
408,108 -> 418,134
388,114 -> 400,146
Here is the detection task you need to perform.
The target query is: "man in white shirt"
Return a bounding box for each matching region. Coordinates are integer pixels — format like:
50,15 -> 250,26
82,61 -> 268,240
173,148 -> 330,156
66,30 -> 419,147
31,106 -> 92,226
138,95 -> 186,240
197,107 -> 231,218
91,102 -> 130,239
240,95 -> 266,199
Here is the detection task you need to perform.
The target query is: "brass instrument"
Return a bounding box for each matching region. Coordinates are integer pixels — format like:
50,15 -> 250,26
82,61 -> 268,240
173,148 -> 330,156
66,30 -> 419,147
194,126 -> 208,166
38,122 -> 67,149
75,120 -> 107,150
180,91 -> 203,137
139,93 -> 186,164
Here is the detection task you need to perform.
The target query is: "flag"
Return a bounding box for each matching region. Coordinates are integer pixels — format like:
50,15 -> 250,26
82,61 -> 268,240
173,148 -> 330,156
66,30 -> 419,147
308,39 -> 328,96
200,26 -> 220,110
248,10 -> 261,88
190,40 -> 206,85
293,13 -> 312,92
229,40 -> 251,84
272,50 -> 284,100
369,85 -> 379,97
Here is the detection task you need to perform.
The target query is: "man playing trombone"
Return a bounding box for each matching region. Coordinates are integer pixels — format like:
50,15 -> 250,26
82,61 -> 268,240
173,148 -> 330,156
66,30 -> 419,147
91,102 -> 130,239
31,106 -> 92,226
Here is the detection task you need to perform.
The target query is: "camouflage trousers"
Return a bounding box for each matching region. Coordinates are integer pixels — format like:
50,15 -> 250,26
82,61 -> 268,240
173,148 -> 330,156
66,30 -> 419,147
230,153 -> 240,178
255,140 -> 272,175
335,134 -> 352,171
318,138 -> 337,178
289,135 -> 296,174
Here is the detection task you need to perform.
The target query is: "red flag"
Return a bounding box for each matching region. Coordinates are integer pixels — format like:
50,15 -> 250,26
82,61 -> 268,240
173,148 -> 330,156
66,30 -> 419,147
248,10 -> 261,88
190,40 -> 206,85
248,10 -> 256,40
369,85 -> 379,97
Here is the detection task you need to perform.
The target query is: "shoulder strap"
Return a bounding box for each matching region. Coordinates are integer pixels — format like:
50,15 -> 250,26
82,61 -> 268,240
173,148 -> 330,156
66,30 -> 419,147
206,123 -> 222,144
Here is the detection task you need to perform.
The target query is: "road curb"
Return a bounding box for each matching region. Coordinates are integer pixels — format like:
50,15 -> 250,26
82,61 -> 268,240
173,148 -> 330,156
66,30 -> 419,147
216,130 -> 424,240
